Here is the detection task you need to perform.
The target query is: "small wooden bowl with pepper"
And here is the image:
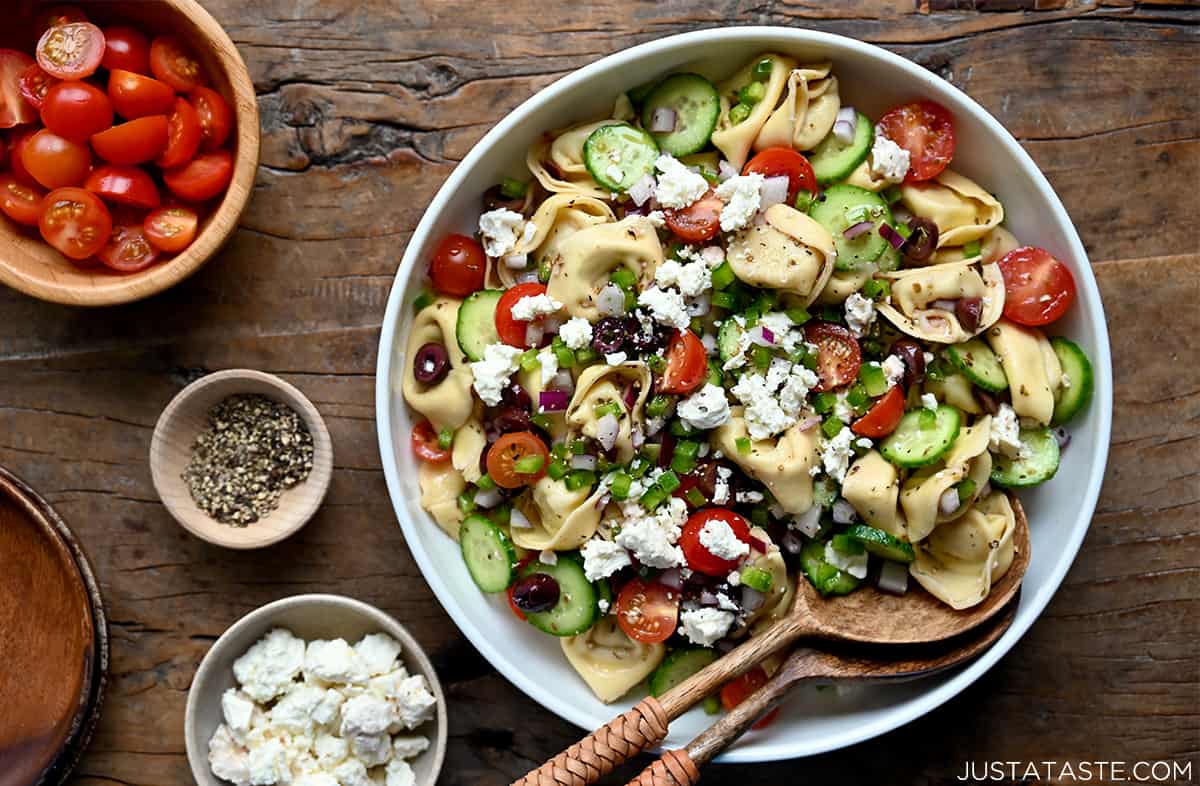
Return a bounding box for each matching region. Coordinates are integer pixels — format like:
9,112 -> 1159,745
150,369 -> 333,549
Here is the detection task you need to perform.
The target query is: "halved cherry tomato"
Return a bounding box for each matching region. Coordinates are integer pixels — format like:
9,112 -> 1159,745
411,420 -> 451,464
679,508 -> 752,576
149,35 -> 207,92
36,22 -> 104,80
997,246 -> 1076,327
664,188 -> 723,243
659,329 -> 708,394
35,5 -> 88,33
191,87 -> 232,152
156,96 -> 201,168
18,63 -> 57,111
851,385 -> 905,438
486,431 -> 549,489
108,70 -> 175,119
8,128 -> 38,186
804,322 -> 862,392
39,187 -> 112,259
0,50 -> 38,128
97,223 -> 159,272
100,26 -> 150,74
40,80 -> 113,142
91,115 -> 169,165
495,282 -> 550,348
22,128 -> 90,189
0,174 -> 46,226
429,233 -> 486,297
720,667 -> 780,730
163,149 -> 232,202
615,577 -> 679,644
144,205 -> 198,252
85,165 -> 160,210
877,100 -> 956,183
743,147 -> 817,203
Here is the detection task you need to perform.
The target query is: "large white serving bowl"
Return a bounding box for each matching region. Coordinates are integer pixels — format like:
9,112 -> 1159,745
375,27 -> 1112,762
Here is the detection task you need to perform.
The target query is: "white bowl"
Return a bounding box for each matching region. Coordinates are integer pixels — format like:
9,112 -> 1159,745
375,27 -> 1112,762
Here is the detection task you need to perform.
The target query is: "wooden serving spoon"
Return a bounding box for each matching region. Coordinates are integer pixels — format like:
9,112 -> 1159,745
511,497 -> 1030,786
625,595 -> 1020,786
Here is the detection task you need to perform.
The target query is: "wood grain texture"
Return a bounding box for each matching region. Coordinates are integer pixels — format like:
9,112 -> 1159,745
0,1 -> 1191,784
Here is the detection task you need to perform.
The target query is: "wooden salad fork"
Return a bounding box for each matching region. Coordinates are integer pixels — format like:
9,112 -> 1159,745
511,497 -> 1030,786
625,595 -> 1020,786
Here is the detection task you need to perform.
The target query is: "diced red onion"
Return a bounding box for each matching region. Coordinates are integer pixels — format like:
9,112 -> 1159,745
552,370 -> 574,391
687,293 -> 711,317
741,586 -> 766,611
759,176 -> 790,210
833,106 -> 857,143
749,326 -> 774,347
473,487 -> 503,509
832,499 -> 857,524
701,245 -> 725,265
879,222 -> 906,249
628,173 -> 657,207
632,427 -> 645,450
939,487 -> 961,516
596,414 -> 620,451
782,531 -> 804,554
539,390 -> 569,411
916,312 -> 951,335
877,560 -> 909,595
702,333 -> 718,355
597,284 -> 625,317
593,492 -> 611,510
798,415 -> 821,432
699,590 -> 720,606
503,252 -> 528,269
623,384 -> 638,409
748,535 -> 769,554
515,269 -> 540,284
793,505 -> 822,537
843,221 -> 874,239
649,107 -> 677,133
543,316 -> 562,334
718,160 -> 738,182
570,454 -> 597,471
509,508 -> 532,529
525,322 -> 545,346
1053,426 -> 1071,448
930,299 -> 958,312
659,568 -> 684,590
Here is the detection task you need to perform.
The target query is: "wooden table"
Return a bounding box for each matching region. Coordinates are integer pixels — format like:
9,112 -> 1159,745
0,2 -> 1195,784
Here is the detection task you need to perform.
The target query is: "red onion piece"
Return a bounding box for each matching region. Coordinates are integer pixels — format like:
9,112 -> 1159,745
509,508 -> 532,529
749,326 -> 774,347
781,531 -> 804,555
793,505 -> 822,537
760,326 -> 776,345
748,535 -> 769,554
525,322 -> 545,346
798,415 -> 822,432
718,160 -> 738,182
741,586 -> 765,611
879,222 -> 906,249
623,384 -> 638,408
759,176 -> 790,210
699,590 -> 720,606
596,414 -> 620,451
473,487 -> 503,509
701,245 -> 725,265
543,316 -> 562,334
551,370 -> 574,391
659,568 -> 684,590
538,390 -> 569,411
843,220 -> 874,239
833,106 -> 856,143
503,252 -> 528,269
938,487 -> 961,516
597,284 -> 625,317
628,173 -> 656,207
877,560 -> 909,595
515,269 -> 540,284
649,107 -> 677,133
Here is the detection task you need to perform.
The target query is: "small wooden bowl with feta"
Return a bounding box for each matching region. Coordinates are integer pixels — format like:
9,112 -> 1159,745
185,594 -> 447,786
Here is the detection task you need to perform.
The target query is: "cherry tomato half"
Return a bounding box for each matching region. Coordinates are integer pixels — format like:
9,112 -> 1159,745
851,385 -> 905,438
18,63 -> 57,111
22,128 -> 91,189
149,35 -> 207,92
156,96 -> 201,168
8,128 -> 38,186
97,223 -> 159,272
163,149 -> 233,202
411,420 -> 451,464
664,188 -> 723,244
494,282 -> 550,348
108,70 -> 175,119
39,187 -> 112,260
144,205 -> 199,253
36,22 -> 105,80
85,164 -> 161,210
720,667 -> 781,730
997,246 -> 1076,327
615,577 -> 680,644
429,233 -> 486,297
877,100 -> 956,183
0,174 -> 46,226
486,430 -> 549,489
91,115 -> 169,165
679,508 -> 752,576
100,25 -> 151,74
744,147 -> 817,203
659,329 -> 708,395
0,50 -> 38,128
191,87 -> 232,152
804,322 -> 862,392
41,80 -> 113,142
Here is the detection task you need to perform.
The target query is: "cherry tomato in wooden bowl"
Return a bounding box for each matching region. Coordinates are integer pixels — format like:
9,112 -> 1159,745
22,128 -> 91,190
39,187 -> 112,260
92,116 -> 170,166
157,96 -> 202,168
98,223 -> 161,273
41,81 -> 113,143
150,35 -> 208,92
0,50 -> 38,128
108,70 -> 175,119
0,174 -> 46,227
191,86 -> 233,151
163,149 -> 233,202
36,22 -> 105,80
101,26 -> 151,75
144,206 -> 199,253
17,63 -> 57,112
85,165 -> 161,210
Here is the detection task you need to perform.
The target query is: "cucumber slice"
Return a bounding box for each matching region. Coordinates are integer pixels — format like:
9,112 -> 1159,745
991,427 -> 1060,488
641,73 -> 721,157
456,289 -> 503,362
844,524 -> 915,563
649,647 -> 718,697
1051,337 -> 1094,426
583,123 -> 659,192
876,240 -> 901,273
880,405 -> 962,469
717,319 -> 743,361
808,185 -> 892,271
460,514 -> 517,593
947,338 -> 1009,393
519,556 -> 599,636
799,539 -> 862,597
809,112 -> 873,184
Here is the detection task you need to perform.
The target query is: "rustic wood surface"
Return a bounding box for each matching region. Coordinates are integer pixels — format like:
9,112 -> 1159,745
0,1 -> 1195,784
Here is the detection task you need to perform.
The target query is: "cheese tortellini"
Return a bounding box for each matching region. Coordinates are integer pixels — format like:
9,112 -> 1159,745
816,268 -> 872,305
713,411 -> 818,514
527,120 -> 613,200
755,62 -> 839,153
418,461 -> 467,541
726,204 -> 836,305
511,475 -> 607,552
986,319 -> 1062,425
565,362 -> 652,464
910,491 -> 1017,610
876,259 -> 1006,344
900,170 -> 1004,248
401,297 -> 474,432
928,226 -> 1020,266
711,53 -> 796,170
451,415 -> 487,484
841,450 -> 905,539
900,417 -> 993,543
561,616 -> 665,703
547,215 -> 664,321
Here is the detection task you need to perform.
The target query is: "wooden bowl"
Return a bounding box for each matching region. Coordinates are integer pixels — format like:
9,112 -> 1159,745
0,466 -> 108,786
185,594 -> 447,786
150,370 -> 333,549
0,0 -> 260,306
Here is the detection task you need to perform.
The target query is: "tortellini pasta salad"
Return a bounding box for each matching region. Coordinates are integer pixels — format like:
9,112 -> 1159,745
401,54 -> 1094,712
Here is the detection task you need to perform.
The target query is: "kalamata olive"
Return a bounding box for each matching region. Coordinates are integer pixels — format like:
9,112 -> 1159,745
975,389 -> 1000,416
413,342 -> 449,384
628,310 -> 667,353
512,573 -> 560,613
482,184 -> 526,215
490,405 -> 531,435
956,296 -> 983,333
891,338 -> 926,388
501,385 -> 531,411
592,316 -> 631,355
902,217 -> 939,262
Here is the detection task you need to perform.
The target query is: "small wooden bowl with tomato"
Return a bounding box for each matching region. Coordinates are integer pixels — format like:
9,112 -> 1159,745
0,0 -> 259,306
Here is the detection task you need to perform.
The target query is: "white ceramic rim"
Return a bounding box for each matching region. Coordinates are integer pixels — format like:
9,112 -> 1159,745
375,27 -> 1113,762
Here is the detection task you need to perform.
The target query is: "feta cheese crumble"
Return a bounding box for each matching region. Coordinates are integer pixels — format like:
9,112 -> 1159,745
712,466 -> 733,505
605,351 -> 628,366
469,343 -> 522,406
989,403 -> 1028,458
844,292 -> 876,338
921,392 -> 939,410
510,293 -> 562,321
729,359 -> 817,440
614,496 -> 688,569
478,208 -> 526,258
676,384 -> 731,431
654,257 -> 713,298
637,286 -> 691,329
882,355 -> 906,389
714,172 -> 765,232
580,538 -> 633,581
699,518 -> 751,561
654,154 -> 709,209
868,130 -> 911,184
820,426 -> 856,483
679,607 -> 736,647
559,317 -> 593,350
825,540 -> 869,579
536,347 -> 558,386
